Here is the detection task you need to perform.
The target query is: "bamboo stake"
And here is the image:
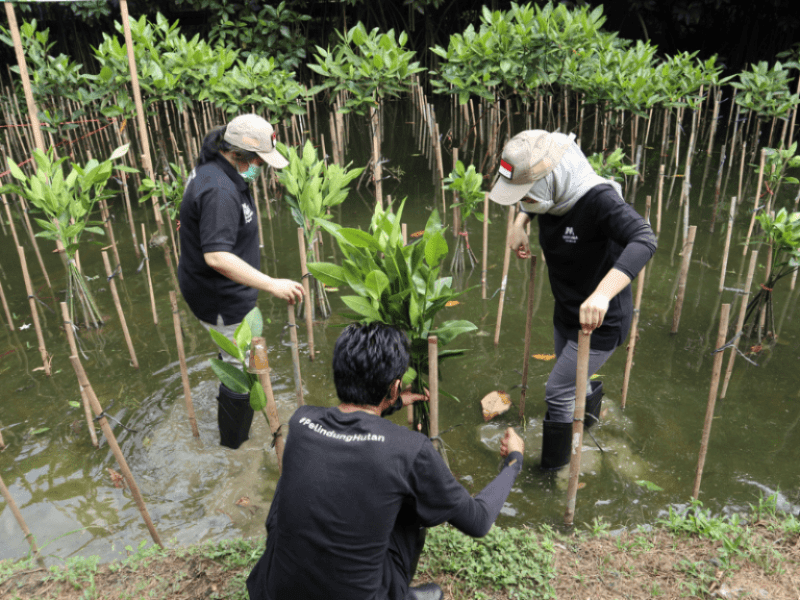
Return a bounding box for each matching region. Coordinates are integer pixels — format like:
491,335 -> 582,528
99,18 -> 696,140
101,250 -> 139,368
0,472 -> 46,568
99,198 -> 123,280
518,255 -> 537,425
297,227 -> 315,360
4,3 -> 46,152
743,148 -> 767,256
248,337 -> 284,473
60,302 -> 98,448
494,207 -> 515,346
169,291 -> 199,438
671,226 -> 698,334
656,164 -> 665,236
69,356 -> 162,545
692,303 -> 731,499
17,246 -> 50,375
0,277 -> 14,331
140,223 -> 158,324
286,302 -> 304,407
718,198 -> 738,293
370,105 -> 383,209
564,330 -> 591,526
481,192 -> 490,299
720,251 -> 758,398
620,197 -> 651,409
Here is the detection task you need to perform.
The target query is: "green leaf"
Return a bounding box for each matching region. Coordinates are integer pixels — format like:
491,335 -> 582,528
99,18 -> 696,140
208,328 -> 244,362
250,380 -> 267,412
209,358 -> 250,394
341,295 -> 382,321
234,319 -> 253,353
635,480 -> 664,492
244,307 -> 263,339
424,230 -> 448,269
433,320 -> 478,345
308,262 -> 348,287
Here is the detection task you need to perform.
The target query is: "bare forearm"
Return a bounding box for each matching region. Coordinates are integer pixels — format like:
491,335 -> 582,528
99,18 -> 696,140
593,267 -> 632,301
204,251 -> 274,292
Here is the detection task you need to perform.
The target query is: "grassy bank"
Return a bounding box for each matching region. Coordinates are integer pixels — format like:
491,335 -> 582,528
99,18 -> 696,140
1,496 -> 799,599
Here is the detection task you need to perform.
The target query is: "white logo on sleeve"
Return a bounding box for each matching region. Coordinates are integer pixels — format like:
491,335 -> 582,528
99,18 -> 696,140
242,203 -> 254,224
563,226 -> 578,243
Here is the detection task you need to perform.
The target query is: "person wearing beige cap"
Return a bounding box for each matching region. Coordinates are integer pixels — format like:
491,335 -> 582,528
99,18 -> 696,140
178,113 -> 303,449
489,130 -> 657,470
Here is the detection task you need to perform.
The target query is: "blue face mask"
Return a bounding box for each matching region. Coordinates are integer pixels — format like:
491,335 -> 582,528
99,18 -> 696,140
239,162 -> 262,183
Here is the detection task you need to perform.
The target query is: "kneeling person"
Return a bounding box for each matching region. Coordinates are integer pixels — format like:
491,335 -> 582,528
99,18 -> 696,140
247,323 -> 524,600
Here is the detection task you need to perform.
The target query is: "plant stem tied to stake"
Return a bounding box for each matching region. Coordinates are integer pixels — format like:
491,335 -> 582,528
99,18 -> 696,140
248,337 -> 284,473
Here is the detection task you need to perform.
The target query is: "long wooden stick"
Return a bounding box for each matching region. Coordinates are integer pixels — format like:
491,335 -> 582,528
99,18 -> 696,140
494,206 -> 515,346
692,303 -> 731,499
0,277 -> 14,331
718,197 -> 737,293
481,192 -> 489,299
60,302 -> 98,448
69,356 -> 162,546
141,223 -> 158,324
564,330 -> 591,526
621,197 -> 652,409
170,291 -> 199,438
518,256 -> 537,425
297,227 -> 315,360
0,471 -> 45,568
671,226 -> 698,334
286,302 -> 305,406
17,246 -> 50,375
656,164 -> 665,236
249,336 -> 284,472
101,250 -> 139,368
720,251 -> 759,398
743,148 -> 767,256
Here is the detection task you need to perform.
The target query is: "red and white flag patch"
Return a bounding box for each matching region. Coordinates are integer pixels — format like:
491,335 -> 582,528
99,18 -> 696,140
499,159 -> 514,180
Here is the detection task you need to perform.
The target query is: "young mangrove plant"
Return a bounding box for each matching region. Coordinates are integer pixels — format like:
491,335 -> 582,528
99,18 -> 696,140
308,200 -> 476,434
443,160 -> 486,273
587,147 -> 639,183
206,307 -> 272,416
1,144 -> 134,328
279,139 -> 364,318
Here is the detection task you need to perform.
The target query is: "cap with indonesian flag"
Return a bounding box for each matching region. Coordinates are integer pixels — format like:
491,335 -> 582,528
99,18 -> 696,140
488,130 -> 573,205
223,114 -> 288,169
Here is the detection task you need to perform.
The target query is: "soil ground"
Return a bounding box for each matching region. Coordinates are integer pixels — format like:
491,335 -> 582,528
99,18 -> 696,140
2,519 -> 799,600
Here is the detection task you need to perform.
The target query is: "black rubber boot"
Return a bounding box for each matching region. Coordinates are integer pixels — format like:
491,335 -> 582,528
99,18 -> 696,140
217,384 -> 254,449
584,380 -> 604,431
405,582 -> 443,600
540,417 -> 573,471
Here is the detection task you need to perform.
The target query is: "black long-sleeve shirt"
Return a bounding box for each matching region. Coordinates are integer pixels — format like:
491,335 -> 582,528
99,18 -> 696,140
524,184 -> 657,350
246,405 -> 522,600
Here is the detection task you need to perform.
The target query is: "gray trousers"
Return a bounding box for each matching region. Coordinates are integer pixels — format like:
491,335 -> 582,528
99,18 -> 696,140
544,328 -> 616,423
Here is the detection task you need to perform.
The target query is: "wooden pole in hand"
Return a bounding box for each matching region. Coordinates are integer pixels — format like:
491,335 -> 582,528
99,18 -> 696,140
565,330 -> 591,526
671,225 -> 697,334
297,228 -> 315,360
170,291 -> 199,438
60,302 -> 98,448
249,337 -> 284,472
692,303 -> 731,500
101,250 -> 139,368
70,356 -> 162,546
286,302 -> 304,407
519,255 -> 537,425
0,472 -> 46,568
494,206 -> 515,346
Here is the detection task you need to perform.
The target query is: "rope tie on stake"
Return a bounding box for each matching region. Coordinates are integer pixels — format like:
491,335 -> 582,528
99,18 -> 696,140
93,399 -> 139,433
106,264 -> 121,281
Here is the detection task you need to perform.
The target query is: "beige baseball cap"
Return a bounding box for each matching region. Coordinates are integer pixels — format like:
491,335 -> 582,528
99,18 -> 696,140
488,130 -> 572,205
224,114 -> 288,169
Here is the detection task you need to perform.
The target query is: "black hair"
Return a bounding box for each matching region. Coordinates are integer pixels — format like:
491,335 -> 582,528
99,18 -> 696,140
196,125 -> 259,167
332,323 -> 410,406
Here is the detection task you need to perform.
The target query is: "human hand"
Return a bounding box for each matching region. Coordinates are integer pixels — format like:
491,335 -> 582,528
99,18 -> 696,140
400,386 -> 429,407
500,427 -> 524,457
579,292 -> 610,334
268,278 -> 304,304
508,223 -> 531,259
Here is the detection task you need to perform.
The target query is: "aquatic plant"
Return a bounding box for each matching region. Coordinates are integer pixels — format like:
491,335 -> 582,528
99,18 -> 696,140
587,147 -> 639,183
1,144 -> 134,328
308,200 -> 476,433
443,160 -> 486,273
279,139 -> 364,318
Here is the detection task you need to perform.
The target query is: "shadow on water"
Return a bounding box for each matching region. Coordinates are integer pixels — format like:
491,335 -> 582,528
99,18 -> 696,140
2,96 -> 800,564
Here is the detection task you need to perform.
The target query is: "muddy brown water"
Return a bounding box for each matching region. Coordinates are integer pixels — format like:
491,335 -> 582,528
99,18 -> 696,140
1,99 -> 799,564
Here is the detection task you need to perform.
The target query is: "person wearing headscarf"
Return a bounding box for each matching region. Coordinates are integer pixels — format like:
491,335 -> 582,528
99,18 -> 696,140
489,130 -> 657,470
179,114 -> 303,449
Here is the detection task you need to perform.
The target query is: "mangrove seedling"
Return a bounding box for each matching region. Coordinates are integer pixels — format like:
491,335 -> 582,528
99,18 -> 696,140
443,160 -> 486,273
207,307 -> 272,415
1,144 -> 135,328
280,139 -> 364,319
587,147 -> 639,183
308,199 -> 477,434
